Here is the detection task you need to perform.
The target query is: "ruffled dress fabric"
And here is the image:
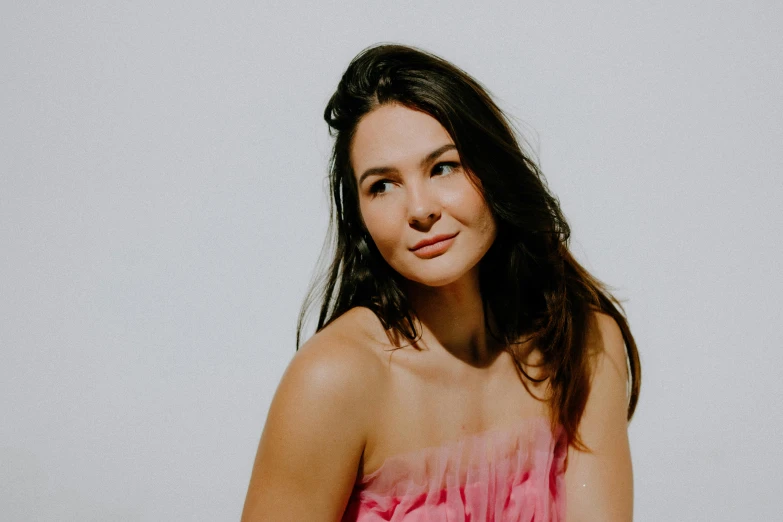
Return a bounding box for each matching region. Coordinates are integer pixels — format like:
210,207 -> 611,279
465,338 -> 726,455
341,417 -> 567,522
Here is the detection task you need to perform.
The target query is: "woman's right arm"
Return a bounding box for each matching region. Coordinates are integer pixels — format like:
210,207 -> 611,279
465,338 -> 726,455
241,335 -> 380,521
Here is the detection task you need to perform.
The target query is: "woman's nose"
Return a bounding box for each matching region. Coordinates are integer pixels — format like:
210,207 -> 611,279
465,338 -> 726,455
407,183 -> 441,229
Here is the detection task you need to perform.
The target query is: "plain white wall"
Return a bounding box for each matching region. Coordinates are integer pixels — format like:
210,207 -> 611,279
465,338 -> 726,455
2,1 -> 781,520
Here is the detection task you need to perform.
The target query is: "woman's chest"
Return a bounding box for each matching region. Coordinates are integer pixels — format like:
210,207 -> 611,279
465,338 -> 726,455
362,351 -> 550,479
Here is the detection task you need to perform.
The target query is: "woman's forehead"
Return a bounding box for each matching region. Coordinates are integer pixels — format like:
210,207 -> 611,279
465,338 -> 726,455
350,104 -> 454,174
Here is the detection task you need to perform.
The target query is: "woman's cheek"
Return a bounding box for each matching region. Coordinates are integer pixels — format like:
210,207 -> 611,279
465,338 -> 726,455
442,178 -> 482,219
363,206 -> 399,254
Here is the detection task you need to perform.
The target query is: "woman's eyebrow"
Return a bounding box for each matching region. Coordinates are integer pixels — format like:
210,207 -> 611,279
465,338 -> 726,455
358,144 -> 457,185
420,144 -> 457,168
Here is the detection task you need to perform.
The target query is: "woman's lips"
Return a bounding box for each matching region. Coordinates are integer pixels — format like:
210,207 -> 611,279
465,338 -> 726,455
410,233 -> 458,258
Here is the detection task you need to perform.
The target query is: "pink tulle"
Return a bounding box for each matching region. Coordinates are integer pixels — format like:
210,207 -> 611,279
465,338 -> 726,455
342,417 -> 567,522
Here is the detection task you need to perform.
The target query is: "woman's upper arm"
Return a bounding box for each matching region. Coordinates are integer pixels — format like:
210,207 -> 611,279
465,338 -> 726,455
241,337 -> 380,522
565,312 -> 634,522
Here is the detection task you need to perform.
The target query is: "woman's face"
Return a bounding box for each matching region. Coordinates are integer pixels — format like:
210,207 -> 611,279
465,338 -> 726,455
350,103 -> 497,287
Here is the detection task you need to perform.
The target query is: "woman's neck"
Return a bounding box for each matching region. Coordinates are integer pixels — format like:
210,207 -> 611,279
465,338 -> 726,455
404,268 -> 502,368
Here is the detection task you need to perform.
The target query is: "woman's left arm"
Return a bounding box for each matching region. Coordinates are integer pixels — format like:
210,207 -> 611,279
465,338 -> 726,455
565,312 -> 634,522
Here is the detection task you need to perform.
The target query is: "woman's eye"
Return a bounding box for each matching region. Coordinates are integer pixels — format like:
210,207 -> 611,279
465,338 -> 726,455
369,180 -> 394,195
432,162 -> 459,176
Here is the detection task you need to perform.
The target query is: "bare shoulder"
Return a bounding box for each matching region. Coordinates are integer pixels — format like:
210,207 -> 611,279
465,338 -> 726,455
267,305 -> 390,452
580,310 -> 631,426
276,306 -> 390,443
588,311 -> 629,386
295,307 -> 388,390
564,310 -> 633,522
241,307 -> 388,521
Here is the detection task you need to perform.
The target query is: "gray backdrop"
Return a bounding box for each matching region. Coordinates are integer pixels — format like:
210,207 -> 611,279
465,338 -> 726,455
2,1 -> 781,520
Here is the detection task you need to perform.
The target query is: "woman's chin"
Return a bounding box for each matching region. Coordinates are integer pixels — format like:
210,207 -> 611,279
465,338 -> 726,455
401,266 -> 476,289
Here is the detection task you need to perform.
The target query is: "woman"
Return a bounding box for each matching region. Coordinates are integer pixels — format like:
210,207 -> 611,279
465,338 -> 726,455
242,44 -> 641,521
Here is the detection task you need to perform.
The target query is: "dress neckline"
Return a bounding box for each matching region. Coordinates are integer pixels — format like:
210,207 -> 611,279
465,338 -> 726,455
360,416 -> 559,485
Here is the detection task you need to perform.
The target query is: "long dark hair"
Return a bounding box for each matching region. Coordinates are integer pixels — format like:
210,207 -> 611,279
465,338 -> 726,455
297,43 -> 640,448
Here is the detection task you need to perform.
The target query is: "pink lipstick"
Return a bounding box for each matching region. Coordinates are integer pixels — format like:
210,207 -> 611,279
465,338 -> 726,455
410,233 -> 458,259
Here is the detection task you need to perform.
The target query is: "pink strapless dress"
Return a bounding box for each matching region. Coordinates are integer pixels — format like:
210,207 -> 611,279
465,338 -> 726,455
341,417 -> 567,522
